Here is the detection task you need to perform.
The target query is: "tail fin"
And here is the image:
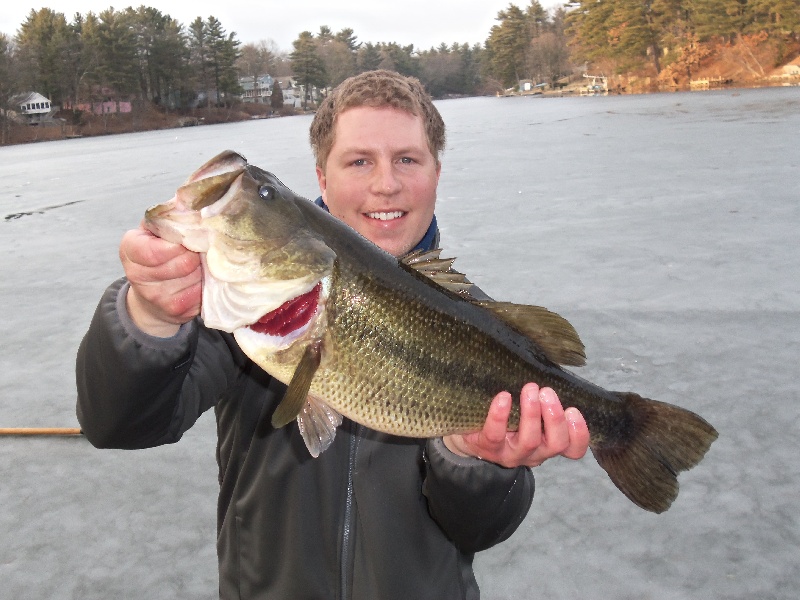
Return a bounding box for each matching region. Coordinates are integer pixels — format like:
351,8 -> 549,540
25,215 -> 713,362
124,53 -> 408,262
592,392 -> 718,513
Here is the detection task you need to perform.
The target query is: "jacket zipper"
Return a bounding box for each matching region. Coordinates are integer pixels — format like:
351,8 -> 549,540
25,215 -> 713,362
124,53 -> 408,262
340,421 -> 361,600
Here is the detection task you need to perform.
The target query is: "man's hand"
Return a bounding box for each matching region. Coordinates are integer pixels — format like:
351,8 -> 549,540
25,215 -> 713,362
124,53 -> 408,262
443,383 -> 590,468
120,226 -> 202,337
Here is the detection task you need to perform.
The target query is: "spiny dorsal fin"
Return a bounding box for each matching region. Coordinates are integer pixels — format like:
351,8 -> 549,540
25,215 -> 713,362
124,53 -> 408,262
272,342 -> 321,428
402,249 -> 475,298
476,301 -> 586,367
403,249 -> 585,366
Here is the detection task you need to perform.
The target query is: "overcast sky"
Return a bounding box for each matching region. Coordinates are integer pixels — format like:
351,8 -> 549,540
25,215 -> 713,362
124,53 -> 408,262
2,1 -> 565,52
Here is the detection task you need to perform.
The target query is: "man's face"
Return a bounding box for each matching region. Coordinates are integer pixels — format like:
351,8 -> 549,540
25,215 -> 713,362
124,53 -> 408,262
316,106 -> 441,258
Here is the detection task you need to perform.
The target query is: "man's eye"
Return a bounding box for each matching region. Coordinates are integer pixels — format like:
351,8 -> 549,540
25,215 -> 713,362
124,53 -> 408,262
352,159 -> 366,166
399,157 -> 414,164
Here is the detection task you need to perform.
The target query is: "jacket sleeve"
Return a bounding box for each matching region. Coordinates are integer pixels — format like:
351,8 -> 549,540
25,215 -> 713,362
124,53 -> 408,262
76,278 -> 243,449
422,437 -> 535,554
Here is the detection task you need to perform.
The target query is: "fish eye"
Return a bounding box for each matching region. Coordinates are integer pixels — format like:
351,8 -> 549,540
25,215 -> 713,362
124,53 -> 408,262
258,185 -> 276,201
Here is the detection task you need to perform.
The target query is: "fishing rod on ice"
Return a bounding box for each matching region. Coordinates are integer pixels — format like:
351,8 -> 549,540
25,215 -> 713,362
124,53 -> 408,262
0,428 -> 83,436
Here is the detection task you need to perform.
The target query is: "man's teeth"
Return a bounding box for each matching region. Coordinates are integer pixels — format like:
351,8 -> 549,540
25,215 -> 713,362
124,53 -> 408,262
366,211 -> 404,221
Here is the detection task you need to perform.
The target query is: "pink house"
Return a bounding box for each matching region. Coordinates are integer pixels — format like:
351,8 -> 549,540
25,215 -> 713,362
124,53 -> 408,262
64,100 -> 133,114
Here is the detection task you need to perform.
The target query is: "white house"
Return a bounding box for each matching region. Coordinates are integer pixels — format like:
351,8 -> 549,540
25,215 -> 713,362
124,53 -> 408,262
11,92 -> 54,124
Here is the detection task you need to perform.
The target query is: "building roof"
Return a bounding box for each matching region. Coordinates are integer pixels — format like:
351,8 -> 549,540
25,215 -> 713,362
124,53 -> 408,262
10,91 -> 51,106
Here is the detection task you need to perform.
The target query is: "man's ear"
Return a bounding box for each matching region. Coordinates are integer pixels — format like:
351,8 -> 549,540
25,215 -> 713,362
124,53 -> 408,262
315,165 -> 327,200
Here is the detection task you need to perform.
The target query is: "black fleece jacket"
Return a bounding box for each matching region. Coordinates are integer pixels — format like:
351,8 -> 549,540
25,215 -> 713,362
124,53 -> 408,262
76,278 -> 535,599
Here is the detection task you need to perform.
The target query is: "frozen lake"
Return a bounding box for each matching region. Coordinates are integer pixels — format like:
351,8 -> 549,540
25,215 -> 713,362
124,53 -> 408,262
1,86 -> 798,599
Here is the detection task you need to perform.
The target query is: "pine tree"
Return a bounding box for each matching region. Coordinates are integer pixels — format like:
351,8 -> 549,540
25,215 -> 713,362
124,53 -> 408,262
290,31 -> 326,109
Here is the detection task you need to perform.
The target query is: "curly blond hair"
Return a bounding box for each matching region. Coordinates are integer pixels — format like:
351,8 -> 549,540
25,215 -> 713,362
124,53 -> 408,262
309,70 -> 446,169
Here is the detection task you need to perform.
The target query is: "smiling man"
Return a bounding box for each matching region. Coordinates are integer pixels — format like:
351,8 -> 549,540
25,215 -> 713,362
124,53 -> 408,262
77,70 -> 588,599
314,103 -> 439,257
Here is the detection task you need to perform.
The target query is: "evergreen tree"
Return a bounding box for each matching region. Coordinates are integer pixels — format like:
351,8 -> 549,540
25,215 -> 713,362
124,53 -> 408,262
270,79 -> 284,111
419,44 -> 463,97
14,8 -> 76,103
290,31 -> 326,108
188,17 -> 211,106
565,0 -> 620,67
335,28 -> 361,53
316,27 -> 359,88
357,42 -> 382,72
377,42 -> 419,76
604,0 -> 670,72
125,7 -> 187,106
0,33 -> 19,144
205,16 -> 242,106
84,9 -> 139,99
485,4 -> 534,87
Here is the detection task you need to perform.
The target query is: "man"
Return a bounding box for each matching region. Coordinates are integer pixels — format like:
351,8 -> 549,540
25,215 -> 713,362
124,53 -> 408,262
77,70 -> 589,599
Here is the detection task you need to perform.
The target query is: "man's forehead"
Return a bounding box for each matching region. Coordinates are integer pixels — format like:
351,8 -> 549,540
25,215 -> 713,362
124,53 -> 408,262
333,106 -> 426,145
336,105 -> 421,126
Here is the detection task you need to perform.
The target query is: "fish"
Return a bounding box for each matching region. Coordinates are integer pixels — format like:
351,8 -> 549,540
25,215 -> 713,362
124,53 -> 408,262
144,150 -> 718,513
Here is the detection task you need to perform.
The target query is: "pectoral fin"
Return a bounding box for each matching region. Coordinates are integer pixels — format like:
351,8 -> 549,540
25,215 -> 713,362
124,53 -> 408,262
476,301 -> 586,366
271,342 -> 321,428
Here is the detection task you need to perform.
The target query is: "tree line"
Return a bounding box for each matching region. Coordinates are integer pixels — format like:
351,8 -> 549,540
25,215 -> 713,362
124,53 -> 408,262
1,1 -> 798,117
565,0 -> 800,78
1,7 -> 241,111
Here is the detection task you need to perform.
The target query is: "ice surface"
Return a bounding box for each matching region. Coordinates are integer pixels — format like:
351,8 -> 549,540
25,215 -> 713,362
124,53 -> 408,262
1,86 -> 798,599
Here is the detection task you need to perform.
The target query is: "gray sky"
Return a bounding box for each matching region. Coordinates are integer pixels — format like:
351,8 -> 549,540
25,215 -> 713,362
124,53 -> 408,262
2,1 -> 564,52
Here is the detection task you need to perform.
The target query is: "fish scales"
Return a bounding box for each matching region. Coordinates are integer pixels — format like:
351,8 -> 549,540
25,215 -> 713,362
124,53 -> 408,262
321,261 -> 517,436
144,150 -> 718,513
313,237 -> 624,445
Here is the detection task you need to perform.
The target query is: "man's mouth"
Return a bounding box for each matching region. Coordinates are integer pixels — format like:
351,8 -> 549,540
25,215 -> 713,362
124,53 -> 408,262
365,210 -> 405,221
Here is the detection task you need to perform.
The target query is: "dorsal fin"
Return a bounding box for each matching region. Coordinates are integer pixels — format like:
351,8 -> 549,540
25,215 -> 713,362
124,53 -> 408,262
402,249 -> 586,366
476,301 -> 586,367
401,249 -> 475,298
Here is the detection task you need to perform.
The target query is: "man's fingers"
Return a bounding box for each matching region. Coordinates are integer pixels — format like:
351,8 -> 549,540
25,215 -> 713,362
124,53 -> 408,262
120,228 -> 201,289
562,407 -> 590,460
482,392 -> 513,445
443,385 -> 591,468
121,227 -> 199,272
539,387 -> 570,456
514,383 -> 543,452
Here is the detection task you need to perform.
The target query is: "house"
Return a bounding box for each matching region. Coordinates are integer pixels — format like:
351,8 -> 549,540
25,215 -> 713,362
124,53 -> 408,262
10,92 -> 54,124
236,75 -> 321,109
239,75 -> 275,104
277,78 -> 322,108
63,100 -> 132,115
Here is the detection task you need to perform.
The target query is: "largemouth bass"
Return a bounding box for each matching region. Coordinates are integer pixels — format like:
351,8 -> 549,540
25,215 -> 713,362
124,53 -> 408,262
145,150 -> 717,513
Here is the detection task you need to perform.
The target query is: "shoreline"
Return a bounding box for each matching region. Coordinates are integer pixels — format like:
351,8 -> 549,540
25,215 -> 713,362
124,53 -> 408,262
2,79 -> 797,147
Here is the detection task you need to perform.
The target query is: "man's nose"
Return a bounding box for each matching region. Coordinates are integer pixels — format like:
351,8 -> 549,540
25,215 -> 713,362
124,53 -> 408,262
371,161 -> 402,195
